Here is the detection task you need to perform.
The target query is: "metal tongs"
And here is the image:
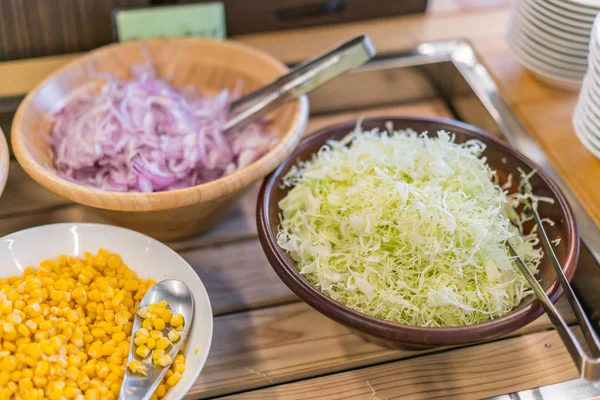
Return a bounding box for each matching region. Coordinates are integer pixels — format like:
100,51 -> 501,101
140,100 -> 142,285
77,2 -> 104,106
224,35 -> 376,133
507,179 -> 600,381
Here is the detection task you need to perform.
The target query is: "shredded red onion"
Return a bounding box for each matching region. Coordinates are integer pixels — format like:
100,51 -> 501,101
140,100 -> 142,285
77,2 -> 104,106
49,68 -> 276,193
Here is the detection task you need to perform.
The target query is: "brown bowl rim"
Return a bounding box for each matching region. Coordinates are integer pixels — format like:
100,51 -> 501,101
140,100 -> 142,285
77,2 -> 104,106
12,37 -> 308,212
257,116 -> 579,347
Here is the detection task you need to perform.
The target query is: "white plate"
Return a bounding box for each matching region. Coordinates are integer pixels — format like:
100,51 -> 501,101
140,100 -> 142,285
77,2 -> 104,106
507,29 -> 586,79
512,23 -> 588,66
574,94 -> 600,144
578,85 -> 600,137
573,107 -> 600,158
510,4 -> 590,51
547,0 -> 600,15
507,34 -> 583,90
584,39 -> 600,75
577,85 -> 600,128
533,0 -> 595,28
563,0 -> 600,11
0,223 -> 213,400
580,78 -> 600,114
514,0 -> 591,44
523,0 -> 592,35
569,0 -> 600,8
512,9 -> 590,60
541,0 -> 597,22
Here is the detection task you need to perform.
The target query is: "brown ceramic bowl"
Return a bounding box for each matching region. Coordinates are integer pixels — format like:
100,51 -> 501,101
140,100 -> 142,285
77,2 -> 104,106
257,116 -> 579,349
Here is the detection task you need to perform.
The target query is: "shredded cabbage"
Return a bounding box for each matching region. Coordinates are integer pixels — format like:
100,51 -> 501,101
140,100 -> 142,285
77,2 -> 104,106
277,128 -> 543,327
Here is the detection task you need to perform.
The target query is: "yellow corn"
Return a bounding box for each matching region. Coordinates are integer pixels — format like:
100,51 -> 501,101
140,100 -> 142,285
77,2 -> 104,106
135,345 -> 150,358
155,337 -> 171,350
127,360 -> 147,376
141,318 -> 153,331
167,330 -> 180,343
137,306 -> 149,319
156,354 -> 173,367
145,337 -> 156,350
134,335 -> 147,346
169,314 -> 184,328
0,250 -> 165,397
150,330 -> 163,339
166,372 -> 182,386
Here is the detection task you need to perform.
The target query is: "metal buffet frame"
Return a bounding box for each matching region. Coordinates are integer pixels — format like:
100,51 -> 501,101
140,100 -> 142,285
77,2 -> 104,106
305,39 -> 600,398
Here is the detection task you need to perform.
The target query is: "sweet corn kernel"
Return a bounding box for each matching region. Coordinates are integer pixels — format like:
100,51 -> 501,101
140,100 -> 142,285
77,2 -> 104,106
155,337 -> 171,350
159,309 -> 172,323
155,384 -> 167,397
156,354 -> 173,367
146,337 -> 156,350
127,360 -> 147,376
141,318 -> 153,331
152,349 -> 165,362
172,363 -> 185,375
134,335 -> 147,346
153,318 -> 166,331
169,314 -> 184,328
166,372 -> 182,386
135,345 -> 150,358
167,330 -> 180,343
111,331 -> 126,343
137,307 -> 149,319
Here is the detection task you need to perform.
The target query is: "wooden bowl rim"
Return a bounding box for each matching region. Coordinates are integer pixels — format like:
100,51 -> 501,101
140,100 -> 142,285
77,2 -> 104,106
12,37 -> 308,212
0,128 -> 9,198
257,116 -> 580,347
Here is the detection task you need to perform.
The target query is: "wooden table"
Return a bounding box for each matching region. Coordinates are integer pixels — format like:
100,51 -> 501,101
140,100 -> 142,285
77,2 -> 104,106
1,1 -> 600,398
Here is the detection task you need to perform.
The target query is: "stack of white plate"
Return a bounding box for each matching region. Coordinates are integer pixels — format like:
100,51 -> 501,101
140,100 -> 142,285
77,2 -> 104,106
506,0 -> 599,91
573,14 -> 600,158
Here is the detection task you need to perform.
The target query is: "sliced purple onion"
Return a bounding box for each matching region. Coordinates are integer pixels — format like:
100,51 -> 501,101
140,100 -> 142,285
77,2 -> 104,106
49,68 -> 276,192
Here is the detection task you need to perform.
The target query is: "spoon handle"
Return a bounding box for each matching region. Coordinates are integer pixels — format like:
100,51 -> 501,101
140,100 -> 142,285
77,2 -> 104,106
224,35 -> 376,133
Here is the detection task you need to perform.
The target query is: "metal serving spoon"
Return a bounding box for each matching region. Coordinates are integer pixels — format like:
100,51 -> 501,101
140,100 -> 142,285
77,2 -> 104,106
223,34 -> 376,134
119,280 -> 195,400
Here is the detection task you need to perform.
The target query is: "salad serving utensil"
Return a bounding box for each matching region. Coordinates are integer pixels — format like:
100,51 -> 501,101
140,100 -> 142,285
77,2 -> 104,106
119,280 -> 195,400
508,192 -> 600,381
224,35 -> 376,133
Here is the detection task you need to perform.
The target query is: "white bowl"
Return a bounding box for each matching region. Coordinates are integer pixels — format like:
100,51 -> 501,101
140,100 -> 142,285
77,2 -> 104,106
0,223 -> 213,400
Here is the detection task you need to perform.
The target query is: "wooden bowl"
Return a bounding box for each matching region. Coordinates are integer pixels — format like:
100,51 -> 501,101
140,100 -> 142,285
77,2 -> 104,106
257,116 -> 579,349
12,38 -> 308,240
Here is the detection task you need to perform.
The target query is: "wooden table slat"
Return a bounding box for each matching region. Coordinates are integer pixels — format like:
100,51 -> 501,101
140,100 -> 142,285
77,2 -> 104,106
225,327 -> 581,400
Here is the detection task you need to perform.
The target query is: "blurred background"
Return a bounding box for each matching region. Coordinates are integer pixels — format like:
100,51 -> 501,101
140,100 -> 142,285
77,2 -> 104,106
0,0 -> 429,61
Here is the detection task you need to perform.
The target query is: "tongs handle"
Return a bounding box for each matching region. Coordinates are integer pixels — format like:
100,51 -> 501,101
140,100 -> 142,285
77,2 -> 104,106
508,205 -> 600,381
224,35 -> 376,133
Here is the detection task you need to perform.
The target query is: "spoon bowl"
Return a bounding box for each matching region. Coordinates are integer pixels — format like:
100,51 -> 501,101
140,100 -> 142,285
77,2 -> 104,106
120,280 -> 195,400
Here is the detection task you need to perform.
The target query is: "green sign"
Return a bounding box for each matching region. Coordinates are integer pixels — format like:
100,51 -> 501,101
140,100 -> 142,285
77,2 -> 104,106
114,3 -> 226,42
